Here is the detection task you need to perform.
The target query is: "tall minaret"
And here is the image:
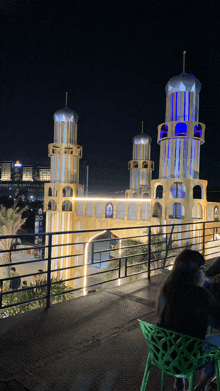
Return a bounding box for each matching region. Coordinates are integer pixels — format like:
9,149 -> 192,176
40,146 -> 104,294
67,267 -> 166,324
126,122 -> 154,198
151,52 -> 207,222
44,95 -> 84,284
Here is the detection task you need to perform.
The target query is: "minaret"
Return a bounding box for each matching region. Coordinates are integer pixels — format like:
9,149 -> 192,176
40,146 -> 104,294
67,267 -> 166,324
44,95 -> 84,284
151,52 -> 207,222
126,122 -> 154,198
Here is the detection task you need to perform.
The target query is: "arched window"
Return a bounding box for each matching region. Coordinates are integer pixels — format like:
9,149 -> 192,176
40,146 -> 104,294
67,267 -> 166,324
95,202 -> 103,218
105,203 -> 113,218
116,203 -> 125,219
48,187 -> 52,196
194,124 -> 202,138
133,161 -> 138,168
142,193 -> 149,198
141,203 -> 151,220
192,205 -> 199,218
169,203 -> 185,219
86,202 -> 93,217
207,205 -> 213,221
170,182 -> 186,199
143,161 -> 148,168
76,202 -> 83,216
160,124 -> 168,139
62,186 -> 73,197
155,185 -> 163,199
128,203 -> 137,220
62,200 -> 72,211
48,200 -> 57,211
214,206 -> 219,221
75,221 -> 83,231
152,202 -> 162,218
175,122 -> 187,137
132,192 -> 137,198
193,185 -> 202,199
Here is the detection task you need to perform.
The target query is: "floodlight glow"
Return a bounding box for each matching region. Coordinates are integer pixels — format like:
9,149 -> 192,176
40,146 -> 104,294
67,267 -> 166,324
72,197 -> 151,202
84,230 -> 107,296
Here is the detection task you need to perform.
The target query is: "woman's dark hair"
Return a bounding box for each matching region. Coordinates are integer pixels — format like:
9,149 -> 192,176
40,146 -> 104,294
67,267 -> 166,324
205,257 -> 220,277
205,257 -> 220,303
158,249 -> 205,302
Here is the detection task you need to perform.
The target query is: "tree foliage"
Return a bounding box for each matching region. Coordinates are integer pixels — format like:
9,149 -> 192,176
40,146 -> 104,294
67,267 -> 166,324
0,277 -> 74,318
0,202 -> 28,278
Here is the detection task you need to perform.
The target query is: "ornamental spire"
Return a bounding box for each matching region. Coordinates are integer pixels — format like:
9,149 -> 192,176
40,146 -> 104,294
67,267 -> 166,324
183,51 -> 186,72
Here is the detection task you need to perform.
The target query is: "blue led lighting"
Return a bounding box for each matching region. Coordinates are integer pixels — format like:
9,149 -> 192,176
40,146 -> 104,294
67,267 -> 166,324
175,122 -> 187,137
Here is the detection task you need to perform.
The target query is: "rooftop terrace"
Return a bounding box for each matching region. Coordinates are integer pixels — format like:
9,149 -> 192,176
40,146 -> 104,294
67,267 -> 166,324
0,266 -> 218,391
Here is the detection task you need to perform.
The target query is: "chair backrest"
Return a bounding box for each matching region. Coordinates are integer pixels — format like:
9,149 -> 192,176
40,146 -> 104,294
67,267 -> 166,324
138,320 -> 220,377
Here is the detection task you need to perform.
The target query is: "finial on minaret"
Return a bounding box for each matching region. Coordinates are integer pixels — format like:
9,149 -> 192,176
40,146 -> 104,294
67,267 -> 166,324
65,92 -> 68,107
183,51 -> 186,72
142,121 -> 144,134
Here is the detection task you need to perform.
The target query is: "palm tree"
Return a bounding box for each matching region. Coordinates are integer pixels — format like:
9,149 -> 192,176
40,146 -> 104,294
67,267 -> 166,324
0,202 -> 28,279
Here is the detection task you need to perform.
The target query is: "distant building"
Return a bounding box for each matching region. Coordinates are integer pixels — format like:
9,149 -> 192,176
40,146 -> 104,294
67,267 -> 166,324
0,161 -> 50,202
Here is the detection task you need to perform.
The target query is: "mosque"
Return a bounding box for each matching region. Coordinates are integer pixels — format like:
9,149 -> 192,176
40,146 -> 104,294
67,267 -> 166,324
44,59 -> 220,288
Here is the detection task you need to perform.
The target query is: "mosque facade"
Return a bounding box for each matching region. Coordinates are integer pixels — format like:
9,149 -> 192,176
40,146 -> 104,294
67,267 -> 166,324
44,69 -> 220,288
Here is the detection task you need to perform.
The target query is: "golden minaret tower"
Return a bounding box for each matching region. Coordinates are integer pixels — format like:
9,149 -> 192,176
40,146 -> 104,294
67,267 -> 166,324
44,93 -> 84,284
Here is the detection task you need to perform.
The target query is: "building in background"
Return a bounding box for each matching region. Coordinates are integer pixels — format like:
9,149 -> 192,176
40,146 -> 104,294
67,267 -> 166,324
0,161 -> 51,202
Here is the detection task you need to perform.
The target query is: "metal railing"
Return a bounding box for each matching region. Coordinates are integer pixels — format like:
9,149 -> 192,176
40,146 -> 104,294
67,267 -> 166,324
0,220 -> 220,315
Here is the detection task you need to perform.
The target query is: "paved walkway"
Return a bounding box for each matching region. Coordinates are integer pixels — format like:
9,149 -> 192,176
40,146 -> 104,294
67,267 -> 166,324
0,272 -> 166,391
0,266 -> 218,391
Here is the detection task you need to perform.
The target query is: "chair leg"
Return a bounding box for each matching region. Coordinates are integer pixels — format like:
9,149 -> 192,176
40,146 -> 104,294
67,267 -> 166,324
140,356 -> 152,391
161,371 -> 165,391
215,360 -> 220,391
188,373 -> 194,391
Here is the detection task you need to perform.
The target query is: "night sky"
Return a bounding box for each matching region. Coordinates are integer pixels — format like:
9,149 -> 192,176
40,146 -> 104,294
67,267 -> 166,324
2,0 -> 220,188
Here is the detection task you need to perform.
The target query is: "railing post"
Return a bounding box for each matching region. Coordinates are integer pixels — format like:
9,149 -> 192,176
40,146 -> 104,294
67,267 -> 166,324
0,279 -> 3,309
148,226 -> 151,280
125,257 -> 127,277
46,234 -> 52,309
202,222 -> 205,256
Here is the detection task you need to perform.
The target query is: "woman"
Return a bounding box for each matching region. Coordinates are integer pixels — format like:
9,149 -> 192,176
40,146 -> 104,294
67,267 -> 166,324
156,249 -> 220,391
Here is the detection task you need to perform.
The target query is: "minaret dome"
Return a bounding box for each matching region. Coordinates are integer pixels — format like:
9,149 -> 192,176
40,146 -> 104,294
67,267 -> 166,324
53,106 -> 79,123
165,71 -> 201,95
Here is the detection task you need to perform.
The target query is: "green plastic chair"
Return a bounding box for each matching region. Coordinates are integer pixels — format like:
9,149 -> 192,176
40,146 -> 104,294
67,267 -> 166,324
138,320 -> 220,391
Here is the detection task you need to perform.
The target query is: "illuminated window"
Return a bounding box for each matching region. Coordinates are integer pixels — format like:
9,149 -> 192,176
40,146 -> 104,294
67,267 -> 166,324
214,206 -> 219,221
105,203 -> 113,218
194,124 -> 202,138
169,203 -> 185,219
160,124 -> 168,139
170,182 -> 186,199
175,122 -> 187,137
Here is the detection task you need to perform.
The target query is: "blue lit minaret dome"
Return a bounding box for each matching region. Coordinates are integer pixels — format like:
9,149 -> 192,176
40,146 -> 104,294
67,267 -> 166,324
157,51 -> 205,180
165,71 -> 201,123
